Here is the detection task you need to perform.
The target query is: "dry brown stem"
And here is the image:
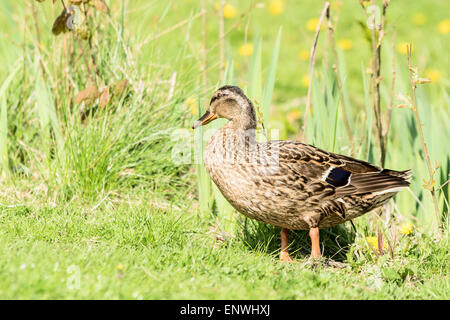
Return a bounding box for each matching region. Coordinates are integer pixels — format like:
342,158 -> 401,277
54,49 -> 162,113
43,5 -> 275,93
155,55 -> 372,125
301,1 -> 330,142
406,46 -> 442,234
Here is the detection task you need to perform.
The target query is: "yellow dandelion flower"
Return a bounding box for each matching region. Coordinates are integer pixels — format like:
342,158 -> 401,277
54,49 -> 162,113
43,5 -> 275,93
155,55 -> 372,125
365,236 -> 387,250
306,18 -> 323,31
239,43 -> 254,57
267,0 -> 284,16
397,42 -> 411,55
425,69 -> 443,83
298,49 -> 310,61
287,109 -> 301,124
223,3 -> 237,19
400,222 -> 414,235
412,13 -> 426,26
337,39 -> 353,51
214,3 -> 237,19
185,96 -> 198,115
360,0 -> 370,7
365,236 -> 377,249
437,19 -> 450,35
117,264 -> 124,271
301,74 -> 310,88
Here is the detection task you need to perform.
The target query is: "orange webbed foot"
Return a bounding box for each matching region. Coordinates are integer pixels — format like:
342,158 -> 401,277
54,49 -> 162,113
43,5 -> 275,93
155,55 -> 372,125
280,250 -> 295,263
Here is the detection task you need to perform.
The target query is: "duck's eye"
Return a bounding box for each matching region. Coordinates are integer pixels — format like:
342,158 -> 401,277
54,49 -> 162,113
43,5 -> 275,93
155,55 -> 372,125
210,92 -> 228,105
210,96 -> 218,105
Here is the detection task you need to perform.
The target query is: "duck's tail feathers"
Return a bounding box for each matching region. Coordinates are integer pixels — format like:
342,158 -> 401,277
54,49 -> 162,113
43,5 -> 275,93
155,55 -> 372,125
336,169 -> 412,196
380,169 -> 412,183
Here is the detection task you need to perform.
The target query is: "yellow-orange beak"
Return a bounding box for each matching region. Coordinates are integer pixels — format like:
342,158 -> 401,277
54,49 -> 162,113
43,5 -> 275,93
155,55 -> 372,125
192,110 -> 218,129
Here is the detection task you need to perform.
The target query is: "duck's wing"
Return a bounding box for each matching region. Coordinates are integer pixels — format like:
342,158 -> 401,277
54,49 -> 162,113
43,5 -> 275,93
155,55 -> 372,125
274,141 -> 411,197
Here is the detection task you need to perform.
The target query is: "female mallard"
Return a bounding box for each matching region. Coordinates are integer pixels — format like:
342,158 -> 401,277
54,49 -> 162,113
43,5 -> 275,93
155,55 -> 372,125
192,85 -> 411,262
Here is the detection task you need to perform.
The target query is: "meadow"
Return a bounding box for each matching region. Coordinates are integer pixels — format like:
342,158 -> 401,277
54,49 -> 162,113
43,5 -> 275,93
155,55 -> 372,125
0,0 -> 448,299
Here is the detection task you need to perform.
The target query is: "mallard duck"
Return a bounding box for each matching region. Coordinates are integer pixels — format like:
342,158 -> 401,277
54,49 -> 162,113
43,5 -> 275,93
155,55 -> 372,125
192,85 -> 411,262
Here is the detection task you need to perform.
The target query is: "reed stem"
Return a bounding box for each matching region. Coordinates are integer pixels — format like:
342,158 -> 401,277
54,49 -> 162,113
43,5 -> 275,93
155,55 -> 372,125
301,2 -> 330,143
406,46 -> 442,234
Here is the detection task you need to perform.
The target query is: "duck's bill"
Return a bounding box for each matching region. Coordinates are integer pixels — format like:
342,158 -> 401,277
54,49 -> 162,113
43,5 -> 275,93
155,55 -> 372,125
192,111 -> 218,129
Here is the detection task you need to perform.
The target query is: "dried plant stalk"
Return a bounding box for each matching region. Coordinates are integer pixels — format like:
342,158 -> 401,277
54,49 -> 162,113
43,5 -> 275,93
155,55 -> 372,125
301,1 -> 330,142
207,2 -> 257,55
360,0 -> 389,165
406,46 -> 442,233
383,29 -> 396,153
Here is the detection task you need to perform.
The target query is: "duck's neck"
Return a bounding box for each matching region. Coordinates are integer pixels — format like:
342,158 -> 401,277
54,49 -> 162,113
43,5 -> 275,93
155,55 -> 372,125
227,116 -> 257,131
211,102 -> 258,149
221,118 -> 257,142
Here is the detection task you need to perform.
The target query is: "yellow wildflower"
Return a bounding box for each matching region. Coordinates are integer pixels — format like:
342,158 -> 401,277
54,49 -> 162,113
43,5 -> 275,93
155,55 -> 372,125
337,39 -> 353,51
287,109 -> 301,123
239,43 -> 254,57
117,264 -> 124,271
365,236 -> 377,249
425,69 -> 443,83
214,3 -> 237,19
365,236 -> 387,250
223,3 -> 237,19
301,74 -> 310,88
412,13 -> 426,26
298,49 -> 309,61
400,222 -> 414,235
396,42 -> 411,55
185,96 -> 198,115
437,19 -> 450,35
360,0 -> 370,7
306,18 -> 323,31
267,0 -> 284,16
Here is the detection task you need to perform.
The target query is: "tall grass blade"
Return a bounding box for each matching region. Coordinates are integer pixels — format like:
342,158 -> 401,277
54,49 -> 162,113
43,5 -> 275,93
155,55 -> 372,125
0,61 -> 21,174
262,27 -> 282,127
247,35 -> 262,105
34,61 -> 64,162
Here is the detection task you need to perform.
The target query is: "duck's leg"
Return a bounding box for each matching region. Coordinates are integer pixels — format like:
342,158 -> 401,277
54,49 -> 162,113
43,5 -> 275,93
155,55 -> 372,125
309,227 -> 322,258
280,228 -> 294,262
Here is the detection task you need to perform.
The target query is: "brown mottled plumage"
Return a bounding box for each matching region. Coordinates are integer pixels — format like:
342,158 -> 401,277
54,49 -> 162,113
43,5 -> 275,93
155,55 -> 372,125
193,85 -> 411,261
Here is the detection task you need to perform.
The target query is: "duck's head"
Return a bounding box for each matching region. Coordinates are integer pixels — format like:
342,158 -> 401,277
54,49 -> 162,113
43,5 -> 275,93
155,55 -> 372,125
192,85 -> 257,130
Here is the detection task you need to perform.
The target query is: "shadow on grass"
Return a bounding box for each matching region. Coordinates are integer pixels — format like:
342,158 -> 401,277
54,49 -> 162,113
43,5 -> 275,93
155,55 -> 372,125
236,217 -> 356,262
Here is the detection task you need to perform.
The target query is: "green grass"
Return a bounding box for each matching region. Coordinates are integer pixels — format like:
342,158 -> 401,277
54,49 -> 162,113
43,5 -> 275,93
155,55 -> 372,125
0,0 -> 448,299
0,198 -> 448,299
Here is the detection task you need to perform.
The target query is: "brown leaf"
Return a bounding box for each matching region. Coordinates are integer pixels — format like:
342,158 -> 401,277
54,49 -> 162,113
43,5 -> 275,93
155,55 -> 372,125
415,77 -> 432,85
377,231 -> 384,256
52,6 -> 75,35
113,79 -> 128,97
99,87 -> 110,109
74,85 -> 99,105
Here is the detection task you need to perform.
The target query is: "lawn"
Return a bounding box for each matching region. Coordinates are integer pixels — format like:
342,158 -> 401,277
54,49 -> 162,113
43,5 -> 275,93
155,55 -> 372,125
0,199 -> 448,299
0,0 -> 448,299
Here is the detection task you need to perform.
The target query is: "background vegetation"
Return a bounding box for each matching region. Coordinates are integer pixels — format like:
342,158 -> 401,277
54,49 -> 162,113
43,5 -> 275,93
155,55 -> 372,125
0,0 -> 448,299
